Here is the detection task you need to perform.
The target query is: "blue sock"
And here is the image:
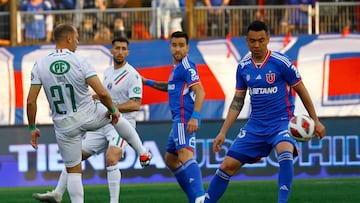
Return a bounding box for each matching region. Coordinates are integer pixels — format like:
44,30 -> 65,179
183,159 -> 205,202
277,151 -> 294,203
205,169 -> 231,203
173,164 -> 194,202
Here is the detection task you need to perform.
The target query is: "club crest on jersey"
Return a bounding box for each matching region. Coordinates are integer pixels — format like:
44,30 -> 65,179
133,86 -> 141,94
107,82 -> 113,90
266,72 -> 275,84
50,60 -> 70,75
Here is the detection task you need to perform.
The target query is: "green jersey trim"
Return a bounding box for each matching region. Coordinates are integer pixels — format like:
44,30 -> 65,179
86,74 -> 97,79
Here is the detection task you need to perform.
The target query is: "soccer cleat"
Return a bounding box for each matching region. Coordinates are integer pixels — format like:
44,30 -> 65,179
195,195 -> 205,203
139,152 -> 152,167
32,190 -> 62,203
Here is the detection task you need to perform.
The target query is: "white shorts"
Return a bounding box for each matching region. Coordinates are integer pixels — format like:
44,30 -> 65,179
82,124 -> 127,156
55,103 -> 112,167
55,130 -> 84,168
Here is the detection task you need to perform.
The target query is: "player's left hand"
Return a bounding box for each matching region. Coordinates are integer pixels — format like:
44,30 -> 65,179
186,118 -> 200,134
30,128 -> 41,149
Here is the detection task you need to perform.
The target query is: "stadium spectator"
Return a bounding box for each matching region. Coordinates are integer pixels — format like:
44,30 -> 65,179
318,0 -> 355,33
32,37 -> 144,203
149,0 -> 184,39
204,0 -> 230,37
107,0 -> 130,38
204,20 -> 326,203
51,0 -> 76,24
78,15 -> 96,41
82,0 -> 106,10
94,22 -> 112,41
280,0 -> 316,34
142,31 -> 206,203
262,0 -> 287,35
20,0 -> 54,43
229,0 -> 258,36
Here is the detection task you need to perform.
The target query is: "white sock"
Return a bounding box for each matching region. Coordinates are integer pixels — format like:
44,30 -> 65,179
67,173 -> 83,203
107,165 -> 121,203
54,168 -> 68,195
113,117 -> 147,155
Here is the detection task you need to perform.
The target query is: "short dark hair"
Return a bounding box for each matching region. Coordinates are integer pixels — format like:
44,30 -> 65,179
247,20 -> 268,34
112,37 -> 129,46
171,31 -> 189,44
53,23 -> 76,43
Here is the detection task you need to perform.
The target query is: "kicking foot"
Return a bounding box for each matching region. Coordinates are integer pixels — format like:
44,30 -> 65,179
139,152 -> 152,167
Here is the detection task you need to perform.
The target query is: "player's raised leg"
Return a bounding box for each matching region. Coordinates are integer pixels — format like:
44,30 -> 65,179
112,117 -> 151,166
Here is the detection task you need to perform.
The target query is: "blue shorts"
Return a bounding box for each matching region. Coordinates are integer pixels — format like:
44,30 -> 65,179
166,122 -> 196,155
227,128 -> 298,164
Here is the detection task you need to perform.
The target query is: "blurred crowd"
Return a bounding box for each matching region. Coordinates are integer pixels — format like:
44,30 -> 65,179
0,0 -> 359,45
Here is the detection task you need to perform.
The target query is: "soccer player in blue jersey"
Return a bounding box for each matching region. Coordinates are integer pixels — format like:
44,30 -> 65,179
142,31 -> 206,203
204,20 -> 326,203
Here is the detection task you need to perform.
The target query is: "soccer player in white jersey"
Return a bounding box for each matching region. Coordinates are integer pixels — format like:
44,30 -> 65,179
27,24 -> 151,203
204,21 -> 326,203
32,37 -> 144,203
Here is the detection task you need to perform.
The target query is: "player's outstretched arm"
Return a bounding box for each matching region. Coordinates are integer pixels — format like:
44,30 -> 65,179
141,76 -> 168,92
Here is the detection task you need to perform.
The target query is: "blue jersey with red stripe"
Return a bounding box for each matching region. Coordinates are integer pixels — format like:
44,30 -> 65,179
236,50 -> 302,134
168,56 -> 200,123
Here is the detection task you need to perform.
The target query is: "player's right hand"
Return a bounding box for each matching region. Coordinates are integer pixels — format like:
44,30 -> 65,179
30,128 -> 41,149
110,109 -> 120,124
213,132 -> 226,152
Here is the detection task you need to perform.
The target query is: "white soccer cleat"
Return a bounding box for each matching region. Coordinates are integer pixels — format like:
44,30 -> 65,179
139,152 -> 152,167
32,190 -> 62,203
195,195 -> 205,203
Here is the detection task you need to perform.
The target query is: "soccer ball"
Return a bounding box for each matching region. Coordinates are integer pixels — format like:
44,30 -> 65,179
288,115 -> 315,142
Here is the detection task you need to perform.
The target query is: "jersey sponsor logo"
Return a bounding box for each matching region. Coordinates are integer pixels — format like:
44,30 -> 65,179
133,86 -> 141,94
266,72 -> 275,84
249,86 -> 278,95
255,74 -> 262,80
49,60 -> 70,75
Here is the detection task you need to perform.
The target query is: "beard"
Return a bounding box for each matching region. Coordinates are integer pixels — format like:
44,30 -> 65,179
114,58 -> 125,65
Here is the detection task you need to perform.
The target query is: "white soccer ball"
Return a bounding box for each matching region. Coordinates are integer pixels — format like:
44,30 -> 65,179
288,115 -> 315,142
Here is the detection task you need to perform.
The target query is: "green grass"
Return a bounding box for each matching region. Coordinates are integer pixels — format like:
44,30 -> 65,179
1,178 -> 359,202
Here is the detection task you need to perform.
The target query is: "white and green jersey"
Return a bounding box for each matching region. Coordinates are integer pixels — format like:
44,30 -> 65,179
30,49 -> 99,132
103,62 -> 142,127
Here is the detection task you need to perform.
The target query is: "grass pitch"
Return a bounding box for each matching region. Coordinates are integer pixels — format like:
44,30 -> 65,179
0,177 -> 359,203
